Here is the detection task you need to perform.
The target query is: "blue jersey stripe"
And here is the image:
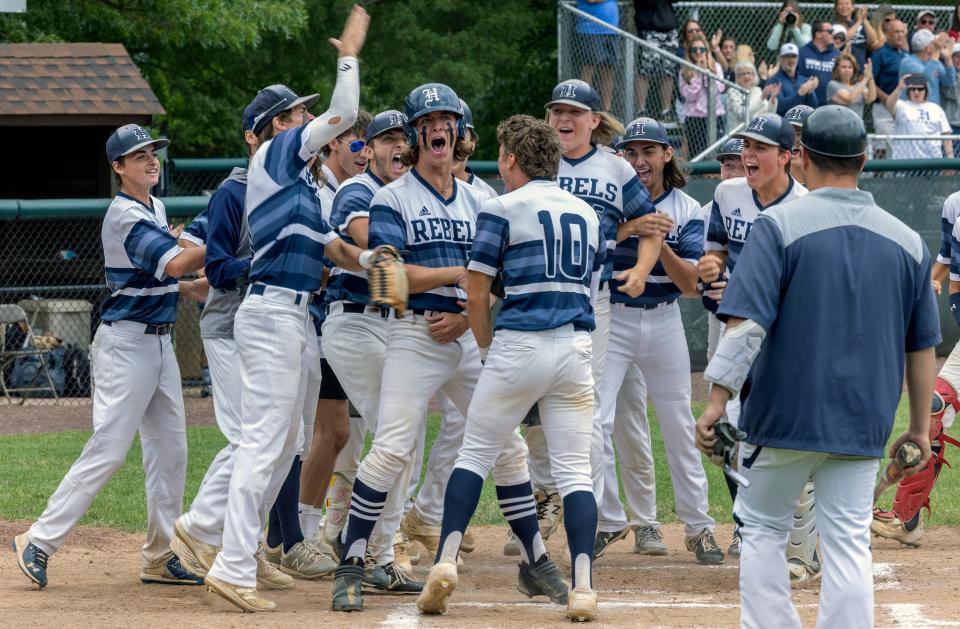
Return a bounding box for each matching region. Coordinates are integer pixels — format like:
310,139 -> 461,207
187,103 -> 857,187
125,219 -> 178,279
101,292 -> 178,326
496,292 -> 594,332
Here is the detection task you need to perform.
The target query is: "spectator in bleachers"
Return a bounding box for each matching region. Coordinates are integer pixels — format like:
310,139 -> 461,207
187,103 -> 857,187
828,54 -> 876,118
767,42 -> 819,115
577,0 -> 619,112
832,24 -> 851,56
799,21 -> 840,105
634,0 -> 679,120
886,73 -> 954,160
833,0 -> 881,67
870,5 -> 898,48
678,33 -> 725,157
899,30 -> 957,107
766,1 -> 811,52
726,61 -> 778,131
915,10 -> 937,34
717,35 -> 737,82
941,44 -> 960,133
872,19 -> 909,136
679,19 -> 704,58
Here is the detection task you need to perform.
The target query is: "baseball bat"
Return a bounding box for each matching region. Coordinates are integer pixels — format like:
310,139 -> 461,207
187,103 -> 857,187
873,441 -> 923,503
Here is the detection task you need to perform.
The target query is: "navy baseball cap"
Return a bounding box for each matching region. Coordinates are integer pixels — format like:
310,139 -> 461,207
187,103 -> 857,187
106,124 -> 169,164
784,104 -> 815,128
244,84 -> 320,135
715,138 -> 744,161
735,113 -> 794,151
905,73 -> 929,88
616,117 -> 670,149
546,79 -> 601,112
365,109 -> 408,142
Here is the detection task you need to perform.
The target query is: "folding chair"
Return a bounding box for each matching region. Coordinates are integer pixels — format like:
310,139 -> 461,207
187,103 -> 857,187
0,304 -> 60,402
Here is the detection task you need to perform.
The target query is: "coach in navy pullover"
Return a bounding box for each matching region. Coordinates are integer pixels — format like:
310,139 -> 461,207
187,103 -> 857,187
798,21 -> 840,105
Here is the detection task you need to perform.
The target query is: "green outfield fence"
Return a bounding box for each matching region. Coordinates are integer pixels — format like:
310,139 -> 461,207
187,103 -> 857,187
1,158 -> 957,404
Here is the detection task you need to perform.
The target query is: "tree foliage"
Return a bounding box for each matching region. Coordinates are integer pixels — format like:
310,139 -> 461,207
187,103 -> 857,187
1,0 -> 558,159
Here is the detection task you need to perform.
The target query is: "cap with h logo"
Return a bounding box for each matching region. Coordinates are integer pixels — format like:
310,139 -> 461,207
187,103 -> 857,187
735,113 -> 795,151
106,124 -> 170,164
243,84 -> 320,135
546,79 -> 602,112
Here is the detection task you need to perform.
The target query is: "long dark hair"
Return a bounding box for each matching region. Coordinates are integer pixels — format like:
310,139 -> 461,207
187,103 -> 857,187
952,1 -> 960,33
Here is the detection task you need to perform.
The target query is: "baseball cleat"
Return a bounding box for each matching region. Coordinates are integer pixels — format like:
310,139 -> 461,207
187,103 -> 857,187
279,540 -> 338,579
460,527 -> 476,554
392,532 -> 414,573
12,533 -> 48,589
503,532 -> 521,556
401,507 -> 441,558
566,585 -> 598,622
363,561 -> 424,595
140,553 -> 204,585
685,528 -> 725,565
170,519 -> 219,577
727,529 -> 742,558
593,528 -> 629,559
632,526 -> 668,556
256,547 -> 295,590
416,560 -> 458,615
262,542 -> 282,565
332,557 -> 365,612
517,554 -> 569,604
788,549 -> 822,586
205,574 -> 276,612
535,489 -> 564,539
871,512 -> 924,547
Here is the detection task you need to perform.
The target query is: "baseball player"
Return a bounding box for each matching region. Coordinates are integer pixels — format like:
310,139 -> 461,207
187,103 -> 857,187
319,109 -> 424,593
179,7 -> 379,613
453,98 -> 498,197
12,125 -> 206,589
701,138 -> 745,556
525,79 -> 659,558
330,82 -> 491,612
784,104 -> 814,186
696,105 -> 938,629
595,117 -> 720,564
417,113 -> 601,622
872,188 -> 960,547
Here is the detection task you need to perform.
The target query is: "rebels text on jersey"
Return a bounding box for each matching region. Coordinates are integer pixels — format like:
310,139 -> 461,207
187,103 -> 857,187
369,168 -> 488,312
557,146 -> 656,281
612,187 -> 704,306
100,193 -> 182,325
705,176 -> 807,273
469,179 -> 601,332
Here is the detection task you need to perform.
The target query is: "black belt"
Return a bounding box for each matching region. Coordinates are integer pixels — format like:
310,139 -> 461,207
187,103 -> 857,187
599,280 -> 609,291
626,300 -> 676,310
331,302 -> 368,314
249,283 -> 304,305
409,308 -> 462,316
103,321 -> 172,335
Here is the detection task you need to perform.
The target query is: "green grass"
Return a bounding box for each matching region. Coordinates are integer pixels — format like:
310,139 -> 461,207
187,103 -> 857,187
1,398 -> 958,532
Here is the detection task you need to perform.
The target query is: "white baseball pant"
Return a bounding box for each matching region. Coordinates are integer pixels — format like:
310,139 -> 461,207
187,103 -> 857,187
27,321 -> 186,568
598,302 -> 714,537
736,445 -> 878,629
455,326 -> 593,495
413,392 -> 467,524
206,289 -> 314,587
322,302 -> 418,564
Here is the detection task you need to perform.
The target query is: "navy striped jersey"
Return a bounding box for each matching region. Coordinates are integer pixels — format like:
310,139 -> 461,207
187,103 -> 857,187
719,188 -> 941,457
326,171 -> 385,305
181,208 -> 207,246
369,168 -> 489,312
100,193 -> 181,325
557,146 -> 655,281
950,210 -> 960,283
469,179 -> 600,331
705,176 -> 807,273
246,124 -> 339,292
939,190 -> 960,273
611,187 -> 703,306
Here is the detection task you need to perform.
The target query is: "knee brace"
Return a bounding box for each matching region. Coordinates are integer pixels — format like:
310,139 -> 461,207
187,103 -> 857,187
891,378 -> 960,524
786,481 -> 818,566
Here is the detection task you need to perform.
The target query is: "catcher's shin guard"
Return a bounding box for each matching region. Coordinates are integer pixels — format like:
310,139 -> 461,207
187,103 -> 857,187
787,481 -> 820,584
890,378 -> 960,527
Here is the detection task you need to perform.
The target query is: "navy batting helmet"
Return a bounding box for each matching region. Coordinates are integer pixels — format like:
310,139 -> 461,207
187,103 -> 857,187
459,99 -> 475,131
545,79 -> 601,112
735,113 -> 794,151
403,83 -> 465,146
800,105 -> 867,158
366,110 -> 408,143
616,117 -> 670,149
784,104 -> 815,129
716,138 -> 744,161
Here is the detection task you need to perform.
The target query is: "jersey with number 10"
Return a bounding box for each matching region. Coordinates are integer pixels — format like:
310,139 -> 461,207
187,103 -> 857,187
469,178 -> 601,332
557,146 -> 655,282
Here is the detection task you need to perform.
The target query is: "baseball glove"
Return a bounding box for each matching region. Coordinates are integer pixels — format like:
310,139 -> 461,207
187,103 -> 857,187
368,244 -> 409,316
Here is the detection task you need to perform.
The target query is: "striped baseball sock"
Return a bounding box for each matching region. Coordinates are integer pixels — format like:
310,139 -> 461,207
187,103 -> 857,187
497,481 -> 546,565
563,490 -> 597,588
434,468 -> 484,564
339,479 -> 387,563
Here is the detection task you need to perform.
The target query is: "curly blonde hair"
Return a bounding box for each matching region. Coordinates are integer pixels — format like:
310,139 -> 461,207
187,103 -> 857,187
496,114 -> 562,179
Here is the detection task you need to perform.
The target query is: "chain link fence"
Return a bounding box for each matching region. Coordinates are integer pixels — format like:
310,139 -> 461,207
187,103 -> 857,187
559,1 -> 954,160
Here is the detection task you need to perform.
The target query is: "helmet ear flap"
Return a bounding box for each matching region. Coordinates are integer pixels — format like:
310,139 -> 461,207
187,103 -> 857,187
405,122 -> 418,147
456,116 -> 466,140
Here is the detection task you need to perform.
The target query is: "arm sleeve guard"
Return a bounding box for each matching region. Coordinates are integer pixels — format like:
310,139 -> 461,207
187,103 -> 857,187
303,57 -> 360,154
703,318 -> 766,395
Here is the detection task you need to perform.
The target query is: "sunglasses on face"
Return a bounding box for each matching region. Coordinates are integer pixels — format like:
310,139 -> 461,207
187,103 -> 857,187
687,27 -> 702,34
338,137 -> 366,152
908,87 -> 926,92
691,46 -> 707,53
919,18 -> 935,25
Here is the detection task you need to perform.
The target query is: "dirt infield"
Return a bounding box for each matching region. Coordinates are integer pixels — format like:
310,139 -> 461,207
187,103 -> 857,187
3,520 -> 959,629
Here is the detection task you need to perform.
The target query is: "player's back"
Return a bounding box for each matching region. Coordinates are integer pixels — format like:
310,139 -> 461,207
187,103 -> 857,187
471,179 -> 600,332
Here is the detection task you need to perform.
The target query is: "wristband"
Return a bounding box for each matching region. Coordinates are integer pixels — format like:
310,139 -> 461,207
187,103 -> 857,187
479,345 -> 490,362
359,249 -> 375,270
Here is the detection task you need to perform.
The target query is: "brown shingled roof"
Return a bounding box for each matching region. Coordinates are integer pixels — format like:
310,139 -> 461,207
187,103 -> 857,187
0,43 -> 165,117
